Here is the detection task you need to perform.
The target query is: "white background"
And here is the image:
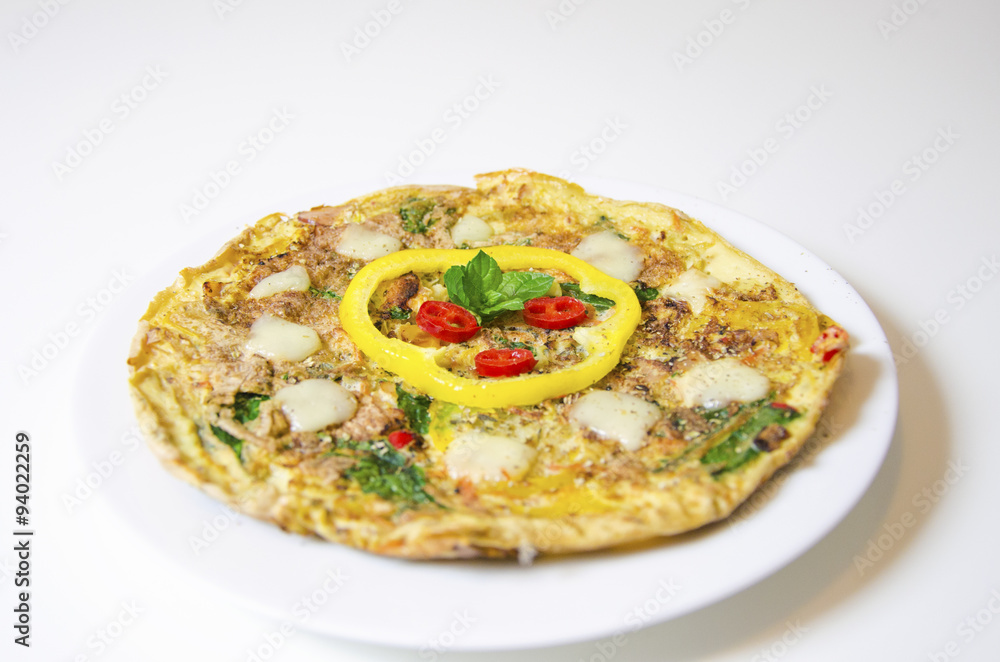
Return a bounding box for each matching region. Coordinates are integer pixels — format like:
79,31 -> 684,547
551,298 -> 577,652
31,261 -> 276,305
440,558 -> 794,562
2,0 -> 999,660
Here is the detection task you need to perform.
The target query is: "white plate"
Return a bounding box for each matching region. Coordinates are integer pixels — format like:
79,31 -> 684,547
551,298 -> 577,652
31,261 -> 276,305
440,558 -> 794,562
74,175 -> 898,651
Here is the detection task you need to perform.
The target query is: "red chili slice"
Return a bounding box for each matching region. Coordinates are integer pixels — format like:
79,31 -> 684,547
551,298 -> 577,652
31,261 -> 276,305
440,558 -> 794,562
522,296 -> 588,330
810,325 -> 849,363
416,300 -> 480,343
388,430 -> 415,449
475,348 -> 537,378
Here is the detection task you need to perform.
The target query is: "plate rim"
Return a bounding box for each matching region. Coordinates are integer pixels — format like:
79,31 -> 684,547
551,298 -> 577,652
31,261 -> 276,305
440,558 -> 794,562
73,172 -> 899,651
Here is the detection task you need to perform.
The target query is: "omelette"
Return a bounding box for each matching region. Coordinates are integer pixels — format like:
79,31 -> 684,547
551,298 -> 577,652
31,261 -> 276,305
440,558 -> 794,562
127,169 -> 848,559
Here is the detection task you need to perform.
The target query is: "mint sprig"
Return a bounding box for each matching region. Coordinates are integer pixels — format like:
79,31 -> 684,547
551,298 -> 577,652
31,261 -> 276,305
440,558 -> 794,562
444,251 -> 553,324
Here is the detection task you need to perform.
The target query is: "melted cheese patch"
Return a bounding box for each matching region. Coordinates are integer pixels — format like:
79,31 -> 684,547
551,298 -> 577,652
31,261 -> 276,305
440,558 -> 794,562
444,433 -> 537,483
245,314 -> 322,362
336,224 -> 402,261
662,268 -> 722,314
249,265 -> 311,299
569,391 -> 661,451
274,379 -> 357,432
450,214 -> 494,246
571,231 -> 644,282
674,358 -> 770,409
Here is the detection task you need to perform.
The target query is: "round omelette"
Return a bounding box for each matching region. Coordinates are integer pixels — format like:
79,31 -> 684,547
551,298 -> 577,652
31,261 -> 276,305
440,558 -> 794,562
127,169 -> 849,559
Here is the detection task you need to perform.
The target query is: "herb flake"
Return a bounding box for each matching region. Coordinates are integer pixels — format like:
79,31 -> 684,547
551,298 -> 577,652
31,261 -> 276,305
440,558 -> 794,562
309,286 -> 342,300
399,198 -> 436,234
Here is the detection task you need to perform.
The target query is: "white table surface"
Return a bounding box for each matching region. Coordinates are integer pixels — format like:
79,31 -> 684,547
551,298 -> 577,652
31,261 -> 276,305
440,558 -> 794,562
3,1 -> 999,660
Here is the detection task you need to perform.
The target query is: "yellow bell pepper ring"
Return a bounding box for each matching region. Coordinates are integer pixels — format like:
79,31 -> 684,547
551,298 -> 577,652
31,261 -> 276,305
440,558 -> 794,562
339,246 -> 641,408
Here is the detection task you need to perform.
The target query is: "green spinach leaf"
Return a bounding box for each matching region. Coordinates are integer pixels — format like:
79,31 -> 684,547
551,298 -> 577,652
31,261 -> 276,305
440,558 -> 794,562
344,442 -> 437,507
700,402 -> 801,475
210,425 -> 243,459
559,282 -> 616,312
396,384 -> 432,435
232,392 -> 270,424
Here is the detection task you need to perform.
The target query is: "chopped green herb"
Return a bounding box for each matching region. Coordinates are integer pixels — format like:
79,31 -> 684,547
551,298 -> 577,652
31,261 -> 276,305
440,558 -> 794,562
444,250 -> 554,323
210,425 -> 243,459
344,441 -> 437,507
387,306 -> 410,320
560,282 -> 615,312
309,286 -> 342,300
396,384 -> 432,435
495,335 -> 537,356
633,285 -> 659,302
232,392 -> 270,424
399,198 -> 436,234
700,402 -> 800,475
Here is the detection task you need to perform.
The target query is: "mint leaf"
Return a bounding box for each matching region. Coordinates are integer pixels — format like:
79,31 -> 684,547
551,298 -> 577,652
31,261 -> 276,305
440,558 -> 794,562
498,271 -> 554,302
443,266 -> 470,309
560,282 -> 615,312
466,250 -> 502,292
444,251 -> 554,323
